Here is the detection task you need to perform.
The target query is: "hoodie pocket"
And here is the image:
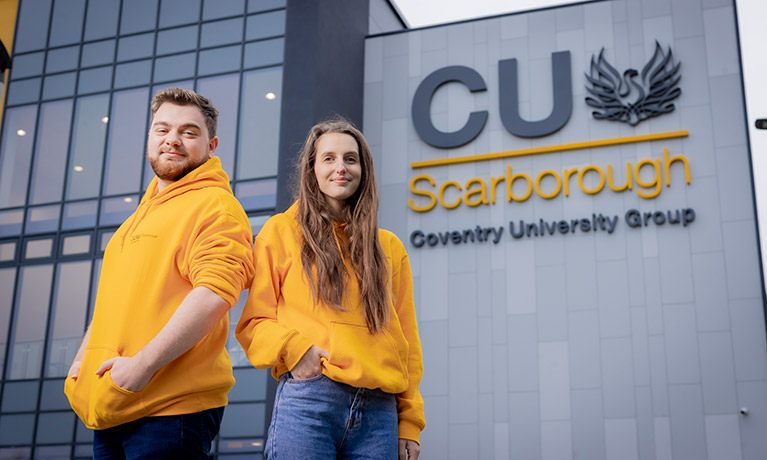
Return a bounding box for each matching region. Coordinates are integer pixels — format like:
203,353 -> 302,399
324,321 -> 409,394
65,345 -> 147,429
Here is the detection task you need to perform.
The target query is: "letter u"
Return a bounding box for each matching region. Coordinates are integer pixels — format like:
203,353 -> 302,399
498,51 -> 573,138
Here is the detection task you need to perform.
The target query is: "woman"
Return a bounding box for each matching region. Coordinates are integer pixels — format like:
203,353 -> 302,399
236,118 -> 424,459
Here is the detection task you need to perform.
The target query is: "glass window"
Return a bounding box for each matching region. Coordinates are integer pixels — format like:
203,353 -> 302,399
25,205 -> 60,234
153,52 -> 196,82
246,10 -> 285,40
0,241 -> 16,262
235,178 -> 277,210
61,234 -> 91,256
100,195 -> 139,226
81,40 -> 116,68
120,0 -> 159,35
0,268 -> 17,376
33,445 -> 72,458
243,38 -> 283,68
248,0 -> 285,13
114,60 -> 153,89
46,261 -> 91,377
117,33 -> 155,62
78,66 -> 114,94
0,210 -> 23,237
88,259 -> 103,323
29,100 -> 73,204
103,88 -> 150,196
7,264 -> 54,380
198,45 -> 241,76
157,25 -> 199,55
99,231 -> 115,253
0,380 -> 40,412
48,0 -> 86,47
201,18 -> 243,48
40,379 -> 70,410
226,290 -> 248,366
0,447 -> 32,459
10,52 -> 45,79
159,0 -> 201,28
0,414 -> 35,445
62,200 -> 98,231
24,237 -> 54,259
219,403 -> 265,437
218,437 -> 265,454
6,78 -> 41,105
76,419 -> 94,443
203,0 -> 245,20
36,412 -> 75,444
248,214 -> 271,235
229,368 -> 267,401
42,72 -> 77,100
0,105 -> 37,208
197,73 -> 240,175
66,94 -> 110,199
46,46 -> 80,73
238,67 -> 281,179
85,0 -> 120,41
14,0 -> 52,53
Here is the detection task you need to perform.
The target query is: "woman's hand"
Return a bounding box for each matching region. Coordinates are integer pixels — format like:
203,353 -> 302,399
399,439 -> 420,459
290,345 -> 329,379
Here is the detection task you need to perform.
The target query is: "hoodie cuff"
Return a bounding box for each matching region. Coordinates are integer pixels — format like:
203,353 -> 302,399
398,419 -> 422,443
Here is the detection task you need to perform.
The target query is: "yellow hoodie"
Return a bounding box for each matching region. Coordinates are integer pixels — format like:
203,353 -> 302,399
65,157 -> 254,430
236,203 -> 425,442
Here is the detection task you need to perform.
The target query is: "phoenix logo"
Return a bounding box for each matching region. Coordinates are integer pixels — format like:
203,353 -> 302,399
585,42 -> 681,126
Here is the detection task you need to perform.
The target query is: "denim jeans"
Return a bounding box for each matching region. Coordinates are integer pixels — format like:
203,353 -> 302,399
265,374 -> 398,460
92,406 -> 224,460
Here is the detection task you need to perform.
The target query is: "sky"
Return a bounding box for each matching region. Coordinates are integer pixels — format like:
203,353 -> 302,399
392,0 -> 767,288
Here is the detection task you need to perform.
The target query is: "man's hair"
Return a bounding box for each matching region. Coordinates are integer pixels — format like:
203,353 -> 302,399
150,88 -> 219,139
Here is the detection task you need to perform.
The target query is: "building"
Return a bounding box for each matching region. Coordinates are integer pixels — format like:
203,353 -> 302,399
0,0 -> 765,459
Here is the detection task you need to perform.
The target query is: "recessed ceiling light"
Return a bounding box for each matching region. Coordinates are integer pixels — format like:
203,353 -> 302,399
265,92 -> 276,100
123,197 -> 133,203
101,117 -> 109,123
73,165 -> 84,172
17,129 -> 26,136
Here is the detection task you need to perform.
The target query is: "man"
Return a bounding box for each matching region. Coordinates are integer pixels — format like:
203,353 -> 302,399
65,88 -> 255,459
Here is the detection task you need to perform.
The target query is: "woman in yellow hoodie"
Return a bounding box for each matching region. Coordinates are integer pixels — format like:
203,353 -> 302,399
236,118 -> 424,459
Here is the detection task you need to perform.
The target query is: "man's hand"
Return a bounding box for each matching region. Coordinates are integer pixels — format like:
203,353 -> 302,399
94,356 -> 154,392
290,345 -> 329,379
67,359 -> 82,380
399,439 -> 420,460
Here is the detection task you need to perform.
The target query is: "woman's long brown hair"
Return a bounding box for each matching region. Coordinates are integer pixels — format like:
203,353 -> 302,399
296,118 -> 390,333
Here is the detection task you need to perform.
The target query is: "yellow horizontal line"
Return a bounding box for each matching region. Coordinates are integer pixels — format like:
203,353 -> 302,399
409,130 -> 690,169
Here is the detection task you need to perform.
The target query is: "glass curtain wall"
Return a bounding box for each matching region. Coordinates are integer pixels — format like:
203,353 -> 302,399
0,0 -> 285,458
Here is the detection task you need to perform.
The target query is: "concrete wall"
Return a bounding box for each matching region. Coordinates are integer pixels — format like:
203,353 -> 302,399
364,0 -> 767,458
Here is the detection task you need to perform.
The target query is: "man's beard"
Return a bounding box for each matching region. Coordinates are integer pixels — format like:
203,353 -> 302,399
148,151 -> 208,183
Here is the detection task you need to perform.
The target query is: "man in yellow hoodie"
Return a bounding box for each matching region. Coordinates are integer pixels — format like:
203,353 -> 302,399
64,88 -> 255,459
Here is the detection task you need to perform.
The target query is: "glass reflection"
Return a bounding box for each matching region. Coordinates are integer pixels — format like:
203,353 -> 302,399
25,204 -> 61,234
120,0 -> 159,35
61,234 -> 91,256
104,88 -> 150,196
235,178 -> 277,210
201,18 -> 244,48
159,0 -> 201,27
29,100 -> 73,204
157,25 -> 198,55
0,105 -> 37,208
0,241 -> 16,262
0,210 -> 23,237
227,290 -> 249,367
13,0 -> 52,53
0,268 -> 17,373
62,200 -> 98,231
197,73 -> 240,176
67,95 -> 110,200
246,10 -> 286,40
238,67 -> 282,179
100,195 -> 139,227
46,261 -> 91,377
48,0 -> 85,47
36,412 -> 76,444
203,0 -> 245,21
7,264 -> 53,380
84,0 -> 120,41
24,238 -> 53,259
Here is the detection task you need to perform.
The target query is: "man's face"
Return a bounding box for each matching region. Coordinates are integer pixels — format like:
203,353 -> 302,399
147,102 -> 218,190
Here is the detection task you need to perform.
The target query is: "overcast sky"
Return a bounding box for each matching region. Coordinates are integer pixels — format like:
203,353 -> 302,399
392,0 -> 767,287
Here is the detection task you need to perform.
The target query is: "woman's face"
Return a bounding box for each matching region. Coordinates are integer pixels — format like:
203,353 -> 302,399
313,132 -> 362,214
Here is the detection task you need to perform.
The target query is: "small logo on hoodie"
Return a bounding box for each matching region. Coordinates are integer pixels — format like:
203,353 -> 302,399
129,234 -> 158,244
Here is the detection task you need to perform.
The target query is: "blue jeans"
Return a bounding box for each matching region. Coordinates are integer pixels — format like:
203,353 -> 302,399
265,374 -> 398,460
92,407 -> 224,460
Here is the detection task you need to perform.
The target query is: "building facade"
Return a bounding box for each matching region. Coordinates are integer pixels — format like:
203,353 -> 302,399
0,0 -> 765,459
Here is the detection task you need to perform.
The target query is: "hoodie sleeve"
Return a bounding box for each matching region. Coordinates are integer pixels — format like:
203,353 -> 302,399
387,233 -> 426,443
186,206 -> 255,307
235,215 -> 314,376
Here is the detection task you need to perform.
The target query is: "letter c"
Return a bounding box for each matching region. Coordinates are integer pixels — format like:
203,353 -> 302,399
412,66 -> 489,148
